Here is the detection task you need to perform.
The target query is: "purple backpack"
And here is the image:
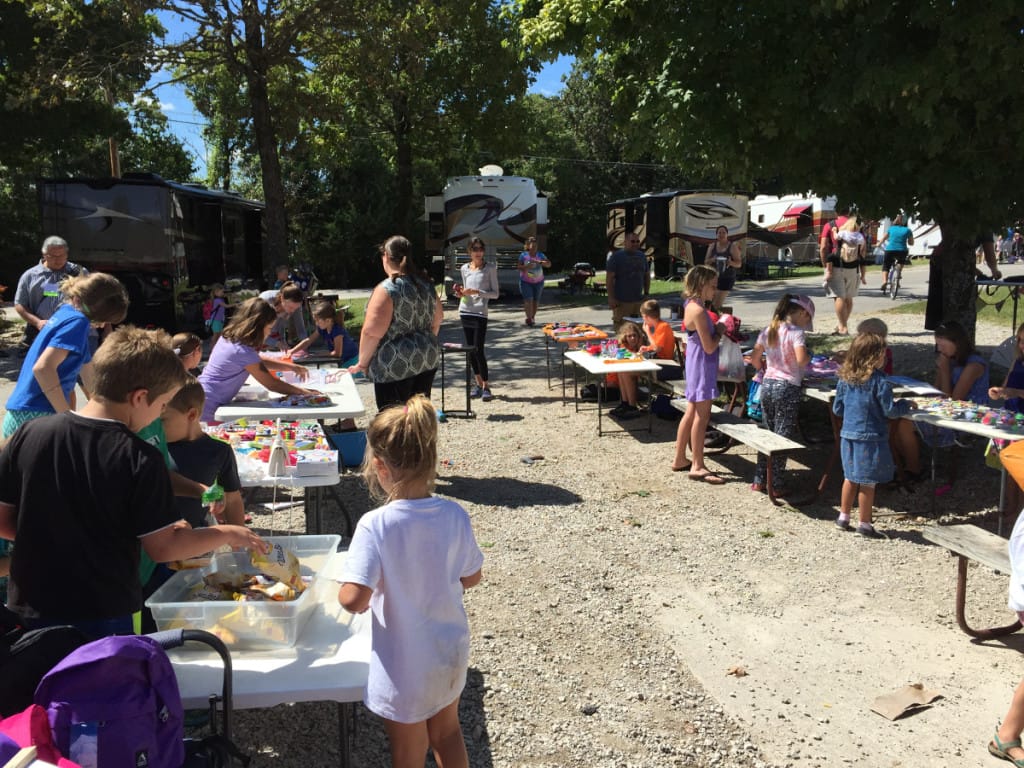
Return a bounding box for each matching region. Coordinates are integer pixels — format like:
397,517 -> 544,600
34,635 -> 184,768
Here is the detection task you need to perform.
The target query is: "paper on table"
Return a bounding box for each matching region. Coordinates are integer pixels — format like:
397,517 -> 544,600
886,376 -> 944,396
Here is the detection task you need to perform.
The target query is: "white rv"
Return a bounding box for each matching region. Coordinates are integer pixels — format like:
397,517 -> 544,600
746,194 -> 837,264
424,167 -> 548,296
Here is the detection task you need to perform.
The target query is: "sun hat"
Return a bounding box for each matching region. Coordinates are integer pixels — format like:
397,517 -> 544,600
790,294 -> 815,331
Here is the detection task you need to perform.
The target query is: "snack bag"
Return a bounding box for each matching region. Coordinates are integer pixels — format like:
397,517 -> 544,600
251,543 -> 305,592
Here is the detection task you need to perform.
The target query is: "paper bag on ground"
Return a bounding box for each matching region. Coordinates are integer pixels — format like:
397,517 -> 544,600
871,683 -> 942,720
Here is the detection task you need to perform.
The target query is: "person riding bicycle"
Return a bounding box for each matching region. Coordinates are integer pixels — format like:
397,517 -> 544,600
878,214 -> 914,292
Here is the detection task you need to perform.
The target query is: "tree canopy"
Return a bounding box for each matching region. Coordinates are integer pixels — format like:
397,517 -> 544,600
518,0 -> 1024,332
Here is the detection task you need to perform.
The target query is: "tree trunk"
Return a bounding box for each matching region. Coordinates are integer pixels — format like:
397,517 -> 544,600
392,91 -> 414,237
932,223 -> 978,339
243,4 -> 288,280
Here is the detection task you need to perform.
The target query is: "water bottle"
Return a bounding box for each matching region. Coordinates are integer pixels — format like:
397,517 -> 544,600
267,418 -> 288,476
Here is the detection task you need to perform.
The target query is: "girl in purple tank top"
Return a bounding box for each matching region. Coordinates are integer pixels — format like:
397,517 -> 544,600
672,265 -> 726,484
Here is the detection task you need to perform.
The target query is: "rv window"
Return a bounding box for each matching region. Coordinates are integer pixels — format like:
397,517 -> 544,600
758,214 -> 765,223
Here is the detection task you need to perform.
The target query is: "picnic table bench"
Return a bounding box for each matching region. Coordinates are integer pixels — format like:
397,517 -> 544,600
670,398 -> 804,505
922,523 -> 1022,640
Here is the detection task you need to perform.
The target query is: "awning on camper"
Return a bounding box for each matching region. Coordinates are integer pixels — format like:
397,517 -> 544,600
782,203 -> 812,217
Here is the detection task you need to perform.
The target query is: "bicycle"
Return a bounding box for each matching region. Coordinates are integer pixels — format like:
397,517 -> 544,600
885,259 -> 903,299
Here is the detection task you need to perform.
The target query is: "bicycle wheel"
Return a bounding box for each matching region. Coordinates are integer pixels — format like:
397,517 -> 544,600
889,268 -> 900,299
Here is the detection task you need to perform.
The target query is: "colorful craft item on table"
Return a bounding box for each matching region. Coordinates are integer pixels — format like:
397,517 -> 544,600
543,322 -> 607,341
804,355 -> 840,381
276,393 -> 333,408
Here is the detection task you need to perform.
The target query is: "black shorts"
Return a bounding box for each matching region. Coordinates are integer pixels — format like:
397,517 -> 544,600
716,267 -> 736,292
882,250 -> 910,271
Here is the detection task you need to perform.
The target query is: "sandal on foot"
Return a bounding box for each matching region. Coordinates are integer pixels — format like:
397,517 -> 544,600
671,462 -> 692,472
989,732 -> 1024,766
688,471 -> 725,485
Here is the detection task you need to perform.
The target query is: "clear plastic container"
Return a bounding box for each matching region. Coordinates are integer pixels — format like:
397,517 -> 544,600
145,534 -> 341,650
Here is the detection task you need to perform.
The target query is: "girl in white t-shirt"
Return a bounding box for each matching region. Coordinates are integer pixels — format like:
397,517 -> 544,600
747,294 -> 815,496
339,394 -> 484,768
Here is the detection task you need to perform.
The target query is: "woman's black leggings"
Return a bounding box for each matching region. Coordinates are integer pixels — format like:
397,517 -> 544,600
460,314 -> 489,382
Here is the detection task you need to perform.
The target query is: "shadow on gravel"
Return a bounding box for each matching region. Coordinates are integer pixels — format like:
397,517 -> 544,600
436,475 -> 580,508
461,667 -> 495,768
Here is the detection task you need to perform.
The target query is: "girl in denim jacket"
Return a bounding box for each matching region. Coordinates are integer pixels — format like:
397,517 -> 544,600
832,333 -> 915,538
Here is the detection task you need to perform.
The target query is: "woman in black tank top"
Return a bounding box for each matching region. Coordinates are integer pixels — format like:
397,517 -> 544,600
704,226 -> 742,310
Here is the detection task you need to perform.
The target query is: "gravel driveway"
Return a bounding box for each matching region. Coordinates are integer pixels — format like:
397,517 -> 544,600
2,265 -> 1022,767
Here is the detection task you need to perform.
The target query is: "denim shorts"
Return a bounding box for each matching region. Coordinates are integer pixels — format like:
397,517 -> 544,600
840,437 -> 895,486
520,280 -> 544,302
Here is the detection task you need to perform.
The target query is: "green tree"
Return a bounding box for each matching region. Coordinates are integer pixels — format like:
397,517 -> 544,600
309,0 -> 532,236
154,0 -> 339,270
519,0 -> 1024,334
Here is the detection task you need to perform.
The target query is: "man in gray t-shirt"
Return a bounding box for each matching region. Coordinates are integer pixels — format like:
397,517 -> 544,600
606,233 -> 650,327
14,236 -> 89,348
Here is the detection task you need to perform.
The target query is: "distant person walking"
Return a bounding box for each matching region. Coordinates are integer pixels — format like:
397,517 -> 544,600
607,233 -> 649,328
823,216 -> 865,335
704,225 -> 743,310
457,237 -> 500,401
878,214 -> 914,292
518,236 -> 550,327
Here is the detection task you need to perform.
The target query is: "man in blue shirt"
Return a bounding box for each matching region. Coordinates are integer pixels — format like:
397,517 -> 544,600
606,233 -> 650,328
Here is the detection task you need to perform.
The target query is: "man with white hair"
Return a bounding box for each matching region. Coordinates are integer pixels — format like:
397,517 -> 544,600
14,236 -> 89,349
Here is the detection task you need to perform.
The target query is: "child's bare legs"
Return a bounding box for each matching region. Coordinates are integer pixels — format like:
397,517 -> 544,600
672,405 -> 694,470
994,676 -> 1024,762
383,697 -> 467,768
687,400 -> 713,474
426,697 -> 468,768
856,484 -> 876,526
618,372 -> 638,406
838,479 -> 883,536
890,419 -> 922,476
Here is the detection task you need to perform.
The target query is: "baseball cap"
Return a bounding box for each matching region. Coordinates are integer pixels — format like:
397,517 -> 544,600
790,294 -> 815,331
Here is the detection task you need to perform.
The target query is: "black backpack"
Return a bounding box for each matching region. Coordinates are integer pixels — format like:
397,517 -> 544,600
0,605 -> 88,717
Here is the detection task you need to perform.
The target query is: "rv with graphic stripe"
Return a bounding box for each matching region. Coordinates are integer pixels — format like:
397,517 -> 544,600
425,167 -> 548,297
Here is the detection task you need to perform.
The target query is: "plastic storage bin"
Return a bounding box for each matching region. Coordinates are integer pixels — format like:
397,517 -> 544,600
329,430 -> 367,467
145,534 -> 340,650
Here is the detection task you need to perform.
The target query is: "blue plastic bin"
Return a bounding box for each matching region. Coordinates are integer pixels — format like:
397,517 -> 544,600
329,430 -> 367,467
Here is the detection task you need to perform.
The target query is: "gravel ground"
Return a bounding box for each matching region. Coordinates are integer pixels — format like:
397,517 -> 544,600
1,273 -> 1022,767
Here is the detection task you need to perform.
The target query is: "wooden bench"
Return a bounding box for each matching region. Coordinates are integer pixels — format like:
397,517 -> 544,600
670,400 -> 804,505
922,524 -> 1022,640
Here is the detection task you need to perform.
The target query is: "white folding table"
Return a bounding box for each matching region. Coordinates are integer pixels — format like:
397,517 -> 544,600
169,552 -> 370,768
563,349 -> 661,436
214,373 -> 367,534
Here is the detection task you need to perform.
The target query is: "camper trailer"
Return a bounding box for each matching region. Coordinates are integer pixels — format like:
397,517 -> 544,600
424,167 -> 548,297
38,174 -> 265,332
606,191 -> 748,279
745,194 -> 837,265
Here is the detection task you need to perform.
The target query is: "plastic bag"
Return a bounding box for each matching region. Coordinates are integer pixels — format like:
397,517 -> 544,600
717,337 -> 745,381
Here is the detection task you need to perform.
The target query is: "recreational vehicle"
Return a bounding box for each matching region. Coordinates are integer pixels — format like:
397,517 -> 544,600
424,167 -> 548,296
38,174 -> 265,332
745,194 -> 836,265
605,191 -> 748,279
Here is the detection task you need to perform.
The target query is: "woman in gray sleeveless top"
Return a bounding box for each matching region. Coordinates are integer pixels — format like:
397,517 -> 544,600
348,236 -> 442,410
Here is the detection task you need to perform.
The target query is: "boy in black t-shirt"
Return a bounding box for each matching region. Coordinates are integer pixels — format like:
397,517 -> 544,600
163,379 -> 245,528
0,326 -> 266,639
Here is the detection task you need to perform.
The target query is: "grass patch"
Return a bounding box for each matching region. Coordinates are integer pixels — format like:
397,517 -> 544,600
886,295 -> 1017,330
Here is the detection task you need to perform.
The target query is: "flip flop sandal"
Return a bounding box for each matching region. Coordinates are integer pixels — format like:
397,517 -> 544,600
688,472 -> 725,485
989,732 -> 1024,766
671,462 -> 692,472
